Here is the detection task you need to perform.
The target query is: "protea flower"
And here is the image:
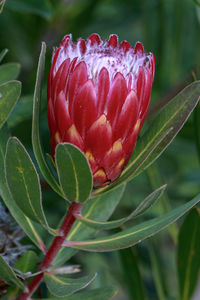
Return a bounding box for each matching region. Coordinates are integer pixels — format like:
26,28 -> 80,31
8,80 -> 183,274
47,34 -> 155,188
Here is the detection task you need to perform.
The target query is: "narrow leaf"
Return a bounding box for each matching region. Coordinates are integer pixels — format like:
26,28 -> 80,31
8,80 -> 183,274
65,194 -> 200,252
0,124 -> 46,252
119,247 -> 147,300
0,0 -> 6,13
96,81 -> 200,196
40,286 -> 117,300
74,185 -> 166,230
148,241 -> 167,300
5,137 -> 56,235
55,143 -> 92,203
0,63 -> 20,85
32,42 -> 63,197
52,185 -> 125,267
0,80 -> 21,129
177,208 -> 200,300
147,163 -> 178,242
0,256 -> 24,290
0,49 -> 8,63
44,272 -> 96,297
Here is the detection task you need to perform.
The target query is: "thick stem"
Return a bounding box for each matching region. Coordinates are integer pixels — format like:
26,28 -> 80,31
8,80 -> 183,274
17,202 -> 82,300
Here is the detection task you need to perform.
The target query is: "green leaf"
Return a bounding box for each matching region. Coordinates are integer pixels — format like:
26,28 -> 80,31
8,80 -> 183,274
0,63 -> 20,85
119,247 -> 147,300
74,185 -> 166,230
0,256 -> 25,290
6,0 -> 53,19
148,240 -> 166,300
177,208 -> 200,300
5,137 -> 56,235
95,81 -> 200,196
0,49 -> 8,63
0,124 -> 46,252
146,163 -> 178,243
41,286 -> 117,300
55,143 -> 92,203
52,185 -> 125,267
14,251 -> 38,275
44,272 -> 96,297
8,94 -> 33,127
32,42 -> 63,197
65,194 -> 200,252
0,80 -> 21,129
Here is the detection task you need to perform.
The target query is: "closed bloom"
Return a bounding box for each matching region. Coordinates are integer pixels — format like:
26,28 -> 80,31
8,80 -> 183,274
47,34 -> 155,188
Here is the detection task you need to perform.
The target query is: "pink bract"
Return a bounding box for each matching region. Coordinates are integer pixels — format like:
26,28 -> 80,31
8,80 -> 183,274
47,33 -> 155,188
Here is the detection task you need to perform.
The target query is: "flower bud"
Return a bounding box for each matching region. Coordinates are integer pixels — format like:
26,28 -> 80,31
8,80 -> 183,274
47,34 -> 155,188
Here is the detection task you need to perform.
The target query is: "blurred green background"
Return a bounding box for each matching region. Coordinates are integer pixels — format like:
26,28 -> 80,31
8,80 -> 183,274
0,0 -> 200,299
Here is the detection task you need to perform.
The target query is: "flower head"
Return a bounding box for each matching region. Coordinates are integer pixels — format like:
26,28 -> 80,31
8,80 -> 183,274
47,34 -> 155,188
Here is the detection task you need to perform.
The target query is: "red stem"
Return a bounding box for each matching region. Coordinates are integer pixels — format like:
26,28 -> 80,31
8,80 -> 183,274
17,202 -> 82,300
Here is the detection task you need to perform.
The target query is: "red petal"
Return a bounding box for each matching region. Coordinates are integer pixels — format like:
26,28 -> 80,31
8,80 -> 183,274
68,61 -> 88,116
106,72 -> 128,127
56,59 -> 70,97
107,158 -> 125,182
123,131 -> 138,164
88,33 -> 101,45
78,39 -> 86,55
97,67 -> 110,115
55,91 -> 72,139
119,40 -> 131,52
93,168 -> 108,188
48,97 -> 57,136
51,47 -> 61,78
113,90 -> 139,141
85,114 -> 112,162
108,34 -> 118,47
60,34 -> 72,48
85,151 -> 99,174
139,69 -> 152,118
134,42 -> 144,54
72,80 -> 97,138
66,57 -> 78,95
64,124 -> 84,152
151,53 -> 156,77
127,74 -> 133,92
136,66 -> 145,106
51,61 -> 66,105
102,139 -> 124,176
